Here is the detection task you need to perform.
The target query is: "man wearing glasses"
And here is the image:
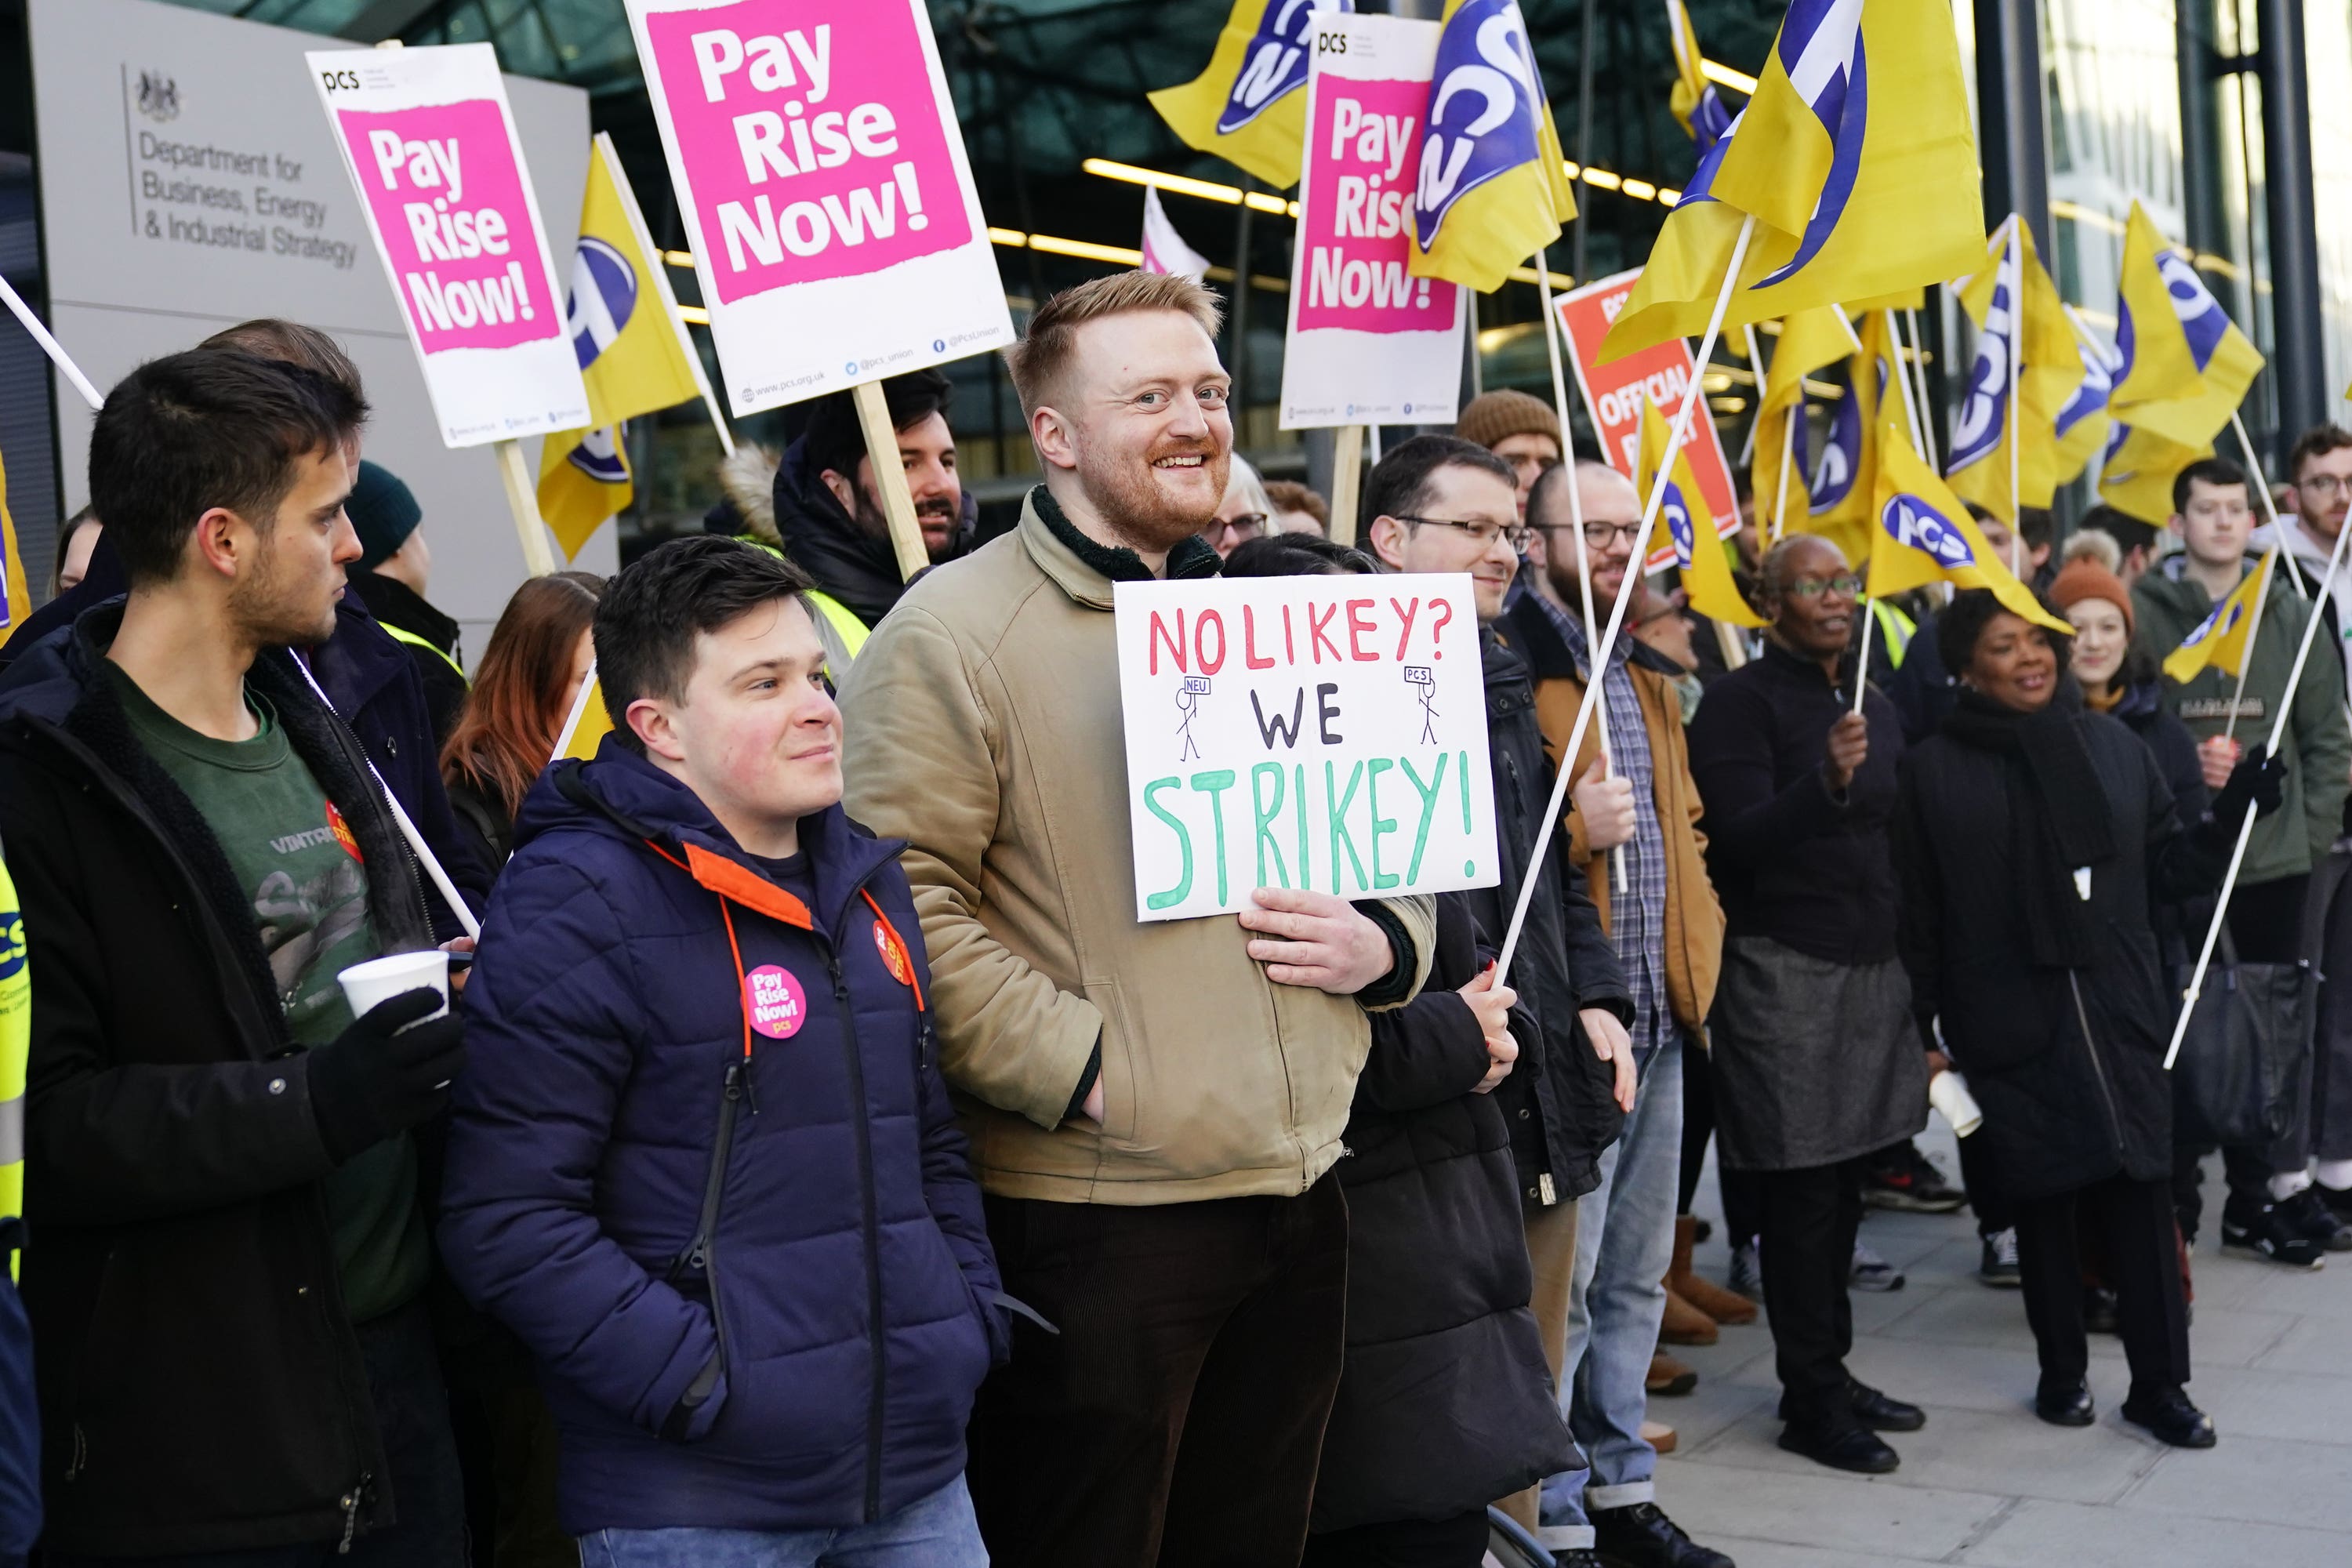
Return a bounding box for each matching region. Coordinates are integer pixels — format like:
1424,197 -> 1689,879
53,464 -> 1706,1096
1498,460 -> 1730,1568
1202,455 -> 1276,558
2264,426 -> 2352,1240
1362,435 -> 1639,1555
1686,535 -> 1932,1476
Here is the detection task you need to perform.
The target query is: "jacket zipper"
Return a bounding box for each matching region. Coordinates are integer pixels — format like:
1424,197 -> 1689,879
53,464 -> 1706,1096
670,1061 -> 748,1406
2067,973 -> 2127,1158
336,1472 -> 371,1554
828,947 -> 889,1525
304,670 -> 434,937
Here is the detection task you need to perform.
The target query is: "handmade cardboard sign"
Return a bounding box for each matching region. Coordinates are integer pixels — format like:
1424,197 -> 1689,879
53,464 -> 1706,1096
1555,267 -> 1740,569
309,42 -> 587,446
1113,573 -> 1497,922
1279,13 -> 1465,430
624,0 -> 1012,416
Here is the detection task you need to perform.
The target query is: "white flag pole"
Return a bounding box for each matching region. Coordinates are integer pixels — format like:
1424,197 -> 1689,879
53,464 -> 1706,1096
1497,213 -> 1758,984
2231,410 -> 2304,600
1535,248 -> 1624,895
2218,549 -> 2279,746
2166,514 -> 2352,1067
550,657 -> 600,764
0,274 -> 104,410
1905,306 -> 1938,469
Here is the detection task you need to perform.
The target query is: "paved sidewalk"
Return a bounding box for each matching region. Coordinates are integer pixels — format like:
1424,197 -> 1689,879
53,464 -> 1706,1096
1646,1120 -> 2352,1567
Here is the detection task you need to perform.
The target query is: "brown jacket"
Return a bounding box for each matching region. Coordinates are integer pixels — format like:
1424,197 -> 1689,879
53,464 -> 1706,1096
838,490 -> 1434,1205
1497,595 -> 1723,1033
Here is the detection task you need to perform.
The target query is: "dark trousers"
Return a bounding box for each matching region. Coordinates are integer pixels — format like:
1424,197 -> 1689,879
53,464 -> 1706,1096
49,1298 -> 466,1567
1301,1511 -> 1488,1568
1755,1157 -> 1867,1432
2013,1172 -> 2191,1398
1956,1120 -> 2015,1236
966,1178 -> 1349,1568
1680,1043 -> 1760,1246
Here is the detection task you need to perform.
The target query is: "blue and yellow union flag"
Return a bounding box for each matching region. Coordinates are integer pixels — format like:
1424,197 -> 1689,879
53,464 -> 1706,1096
2162,551 -> 2274,684
1603,0 -> 1983,362
2108,201 -> 2265,450
539,132 -> 712,559
1639,399 -> 1762,627
1406,0 -> 1578,294
1869,430 -> 2073,635
1148,0 -> 1352,191
0,446 -> 33,650
1663,0 -> 1733,156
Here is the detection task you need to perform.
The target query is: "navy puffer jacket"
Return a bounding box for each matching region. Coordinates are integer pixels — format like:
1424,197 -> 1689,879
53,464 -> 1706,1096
437,739 -> 1000,1534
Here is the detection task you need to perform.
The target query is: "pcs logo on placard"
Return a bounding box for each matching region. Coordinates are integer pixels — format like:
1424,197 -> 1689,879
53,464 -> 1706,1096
318,67 -> 362,93
0,906 -> 23,983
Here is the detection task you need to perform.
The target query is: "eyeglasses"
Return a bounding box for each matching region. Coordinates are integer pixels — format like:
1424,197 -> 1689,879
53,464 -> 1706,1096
2300,474 -> 2352,499
1784,574 -> 1864,600
1206,513 -> 1268,540
1396,515 -> 1532,550
1543,520 -> 1646,549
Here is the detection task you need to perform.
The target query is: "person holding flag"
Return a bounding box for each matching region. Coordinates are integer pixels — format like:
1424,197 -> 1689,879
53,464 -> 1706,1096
539,134 -> 729,563
1502,458 -> 1731,1568
2134,456 -> 2352,1266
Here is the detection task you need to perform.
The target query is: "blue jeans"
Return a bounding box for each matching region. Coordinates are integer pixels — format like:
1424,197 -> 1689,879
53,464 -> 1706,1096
1538,1036 -> 1685,1545
580,1478 -> 987,1568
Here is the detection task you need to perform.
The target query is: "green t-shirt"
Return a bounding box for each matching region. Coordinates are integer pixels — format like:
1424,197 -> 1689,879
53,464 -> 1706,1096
107,662 -> 426,1323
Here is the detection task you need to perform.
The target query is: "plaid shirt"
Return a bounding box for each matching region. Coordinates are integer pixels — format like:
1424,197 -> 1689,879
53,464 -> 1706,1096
1535,592 -> 1671,1055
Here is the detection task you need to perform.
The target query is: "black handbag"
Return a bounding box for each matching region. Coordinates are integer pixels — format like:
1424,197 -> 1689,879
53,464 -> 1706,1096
2170,934 -> 2314,1148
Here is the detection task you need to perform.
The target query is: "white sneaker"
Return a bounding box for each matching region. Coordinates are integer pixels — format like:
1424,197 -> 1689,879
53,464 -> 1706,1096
1728,1240 -> 1762,1299
1851,1240 -> 1906,1291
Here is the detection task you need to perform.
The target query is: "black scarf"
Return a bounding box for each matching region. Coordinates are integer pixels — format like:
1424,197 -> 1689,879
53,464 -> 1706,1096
1940,687 -> 2116,968
1031,485 -> 1224,583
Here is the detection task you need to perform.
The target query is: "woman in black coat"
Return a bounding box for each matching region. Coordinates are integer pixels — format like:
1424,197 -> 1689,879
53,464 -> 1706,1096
1304,891 -> 1575,1567
1892,591 -> 2279,1450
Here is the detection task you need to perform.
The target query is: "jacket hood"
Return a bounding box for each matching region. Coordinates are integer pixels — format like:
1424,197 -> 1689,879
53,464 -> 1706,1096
514,735 -> 906,937
345,567 -> 461,657
717,445 -> 783,546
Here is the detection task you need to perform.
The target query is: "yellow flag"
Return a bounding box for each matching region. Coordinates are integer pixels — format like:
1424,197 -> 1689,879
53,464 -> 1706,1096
2053,307 -> 2118,485
1404,0 -> 1577,293
2099,423 -> 2212,525
2161,551 -> 2273,684
0,447 -> 33,649
552,666 -> 612,764
2108,201 -> 2265,449
539,134 -> 713,559
1752,307 -> 1861,535
1869,428 -> 2072,634
1790,309 -> 1896,569
1639,399 -> 1764,627
1944,216 -> 2074,518
1602,0 -> 1984,362
1147,0 -> 1326,190
1663,0 -> 1733,155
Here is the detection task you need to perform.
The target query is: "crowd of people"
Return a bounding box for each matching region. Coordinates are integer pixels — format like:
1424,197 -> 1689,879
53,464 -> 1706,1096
0,267 -> 2344,1568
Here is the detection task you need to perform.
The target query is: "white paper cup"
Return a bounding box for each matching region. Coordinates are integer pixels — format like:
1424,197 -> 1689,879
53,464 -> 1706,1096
1929,1069 -> 1984,1138
338,949 -> 451,1024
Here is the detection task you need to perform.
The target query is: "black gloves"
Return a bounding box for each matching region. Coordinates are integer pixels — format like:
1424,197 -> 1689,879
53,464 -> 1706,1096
2210,743 -> 2288,825
307,988 -> 466,1165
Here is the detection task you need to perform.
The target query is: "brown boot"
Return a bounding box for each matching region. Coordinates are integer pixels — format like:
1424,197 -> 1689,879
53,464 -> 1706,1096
1647,1350 -> 1697,1396
1641,1418 -> 1679,1455
1660,1283 -> 1719,1345
1670,1213 -> 1758,1325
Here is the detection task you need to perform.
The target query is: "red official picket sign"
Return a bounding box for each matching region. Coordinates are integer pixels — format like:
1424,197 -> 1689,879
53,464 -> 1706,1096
1554,268 -> 1741,571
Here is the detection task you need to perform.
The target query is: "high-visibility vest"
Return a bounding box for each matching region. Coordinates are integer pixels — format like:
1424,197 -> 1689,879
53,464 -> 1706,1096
379,621 -> 469,684
0,855 -> 27,1281
728,536 -> 873,679
1871,600 -> 1917,670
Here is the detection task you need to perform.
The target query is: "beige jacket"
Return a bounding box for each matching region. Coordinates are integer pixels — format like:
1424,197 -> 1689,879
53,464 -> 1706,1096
840,492 -> 1434,1204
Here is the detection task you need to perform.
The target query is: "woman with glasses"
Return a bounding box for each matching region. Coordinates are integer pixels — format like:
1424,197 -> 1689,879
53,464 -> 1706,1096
1686,535 -> 1931,1475
1892,589 -> 2283,1448
1203,454 -> 1276,558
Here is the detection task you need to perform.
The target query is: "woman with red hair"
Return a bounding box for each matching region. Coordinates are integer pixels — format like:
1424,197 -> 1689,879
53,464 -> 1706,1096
441,571 -> 604,869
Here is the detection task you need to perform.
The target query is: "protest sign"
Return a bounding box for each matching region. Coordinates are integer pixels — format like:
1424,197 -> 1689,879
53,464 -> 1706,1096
623,0 -> 1013,416
1555,267 -> 1739,569
1279,13 -> 1464,430
310,42 -> 587,448
1112,574 -> 1497,923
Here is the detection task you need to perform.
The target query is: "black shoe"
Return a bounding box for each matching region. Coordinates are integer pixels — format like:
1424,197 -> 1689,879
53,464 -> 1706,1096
2083,1285 -> 2119,1335
1848,1378 -> 1927,1432
2277,1187 -> 2352,1252
2222,1202 -> 2328,1269
2122,1386 -> 2217,1448
1862,1144 -> 1968,1213
1979,1229 -> 2022,1287
2035,1379 -> 2096,1427
1589,1501 -> 1737,1568
1551,1553 -> 1611,1568
1778,1420 -> 1901,1474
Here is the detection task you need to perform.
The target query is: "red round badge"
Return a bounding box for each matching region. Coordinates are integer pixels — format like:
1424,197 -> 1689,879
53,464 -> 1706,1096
873,920 -> 912,986
742,964 -> 808,1039
325,801 -> 364,863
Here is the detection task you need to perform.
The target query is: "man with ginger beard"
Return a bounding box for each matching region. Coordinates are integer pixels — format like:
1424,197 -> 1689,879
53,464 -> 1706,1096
837,271 -> 1436,1567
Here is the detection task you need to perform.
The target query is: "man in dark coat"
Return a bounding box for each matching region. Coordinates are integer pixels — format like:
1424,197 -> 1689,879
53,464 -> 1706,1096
1359,436 -> 1635,1555
437,538 -> 1000,1560
339,460 -> 467,743
0,350 -> 470,1559
1688,535 -> 1929,1477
